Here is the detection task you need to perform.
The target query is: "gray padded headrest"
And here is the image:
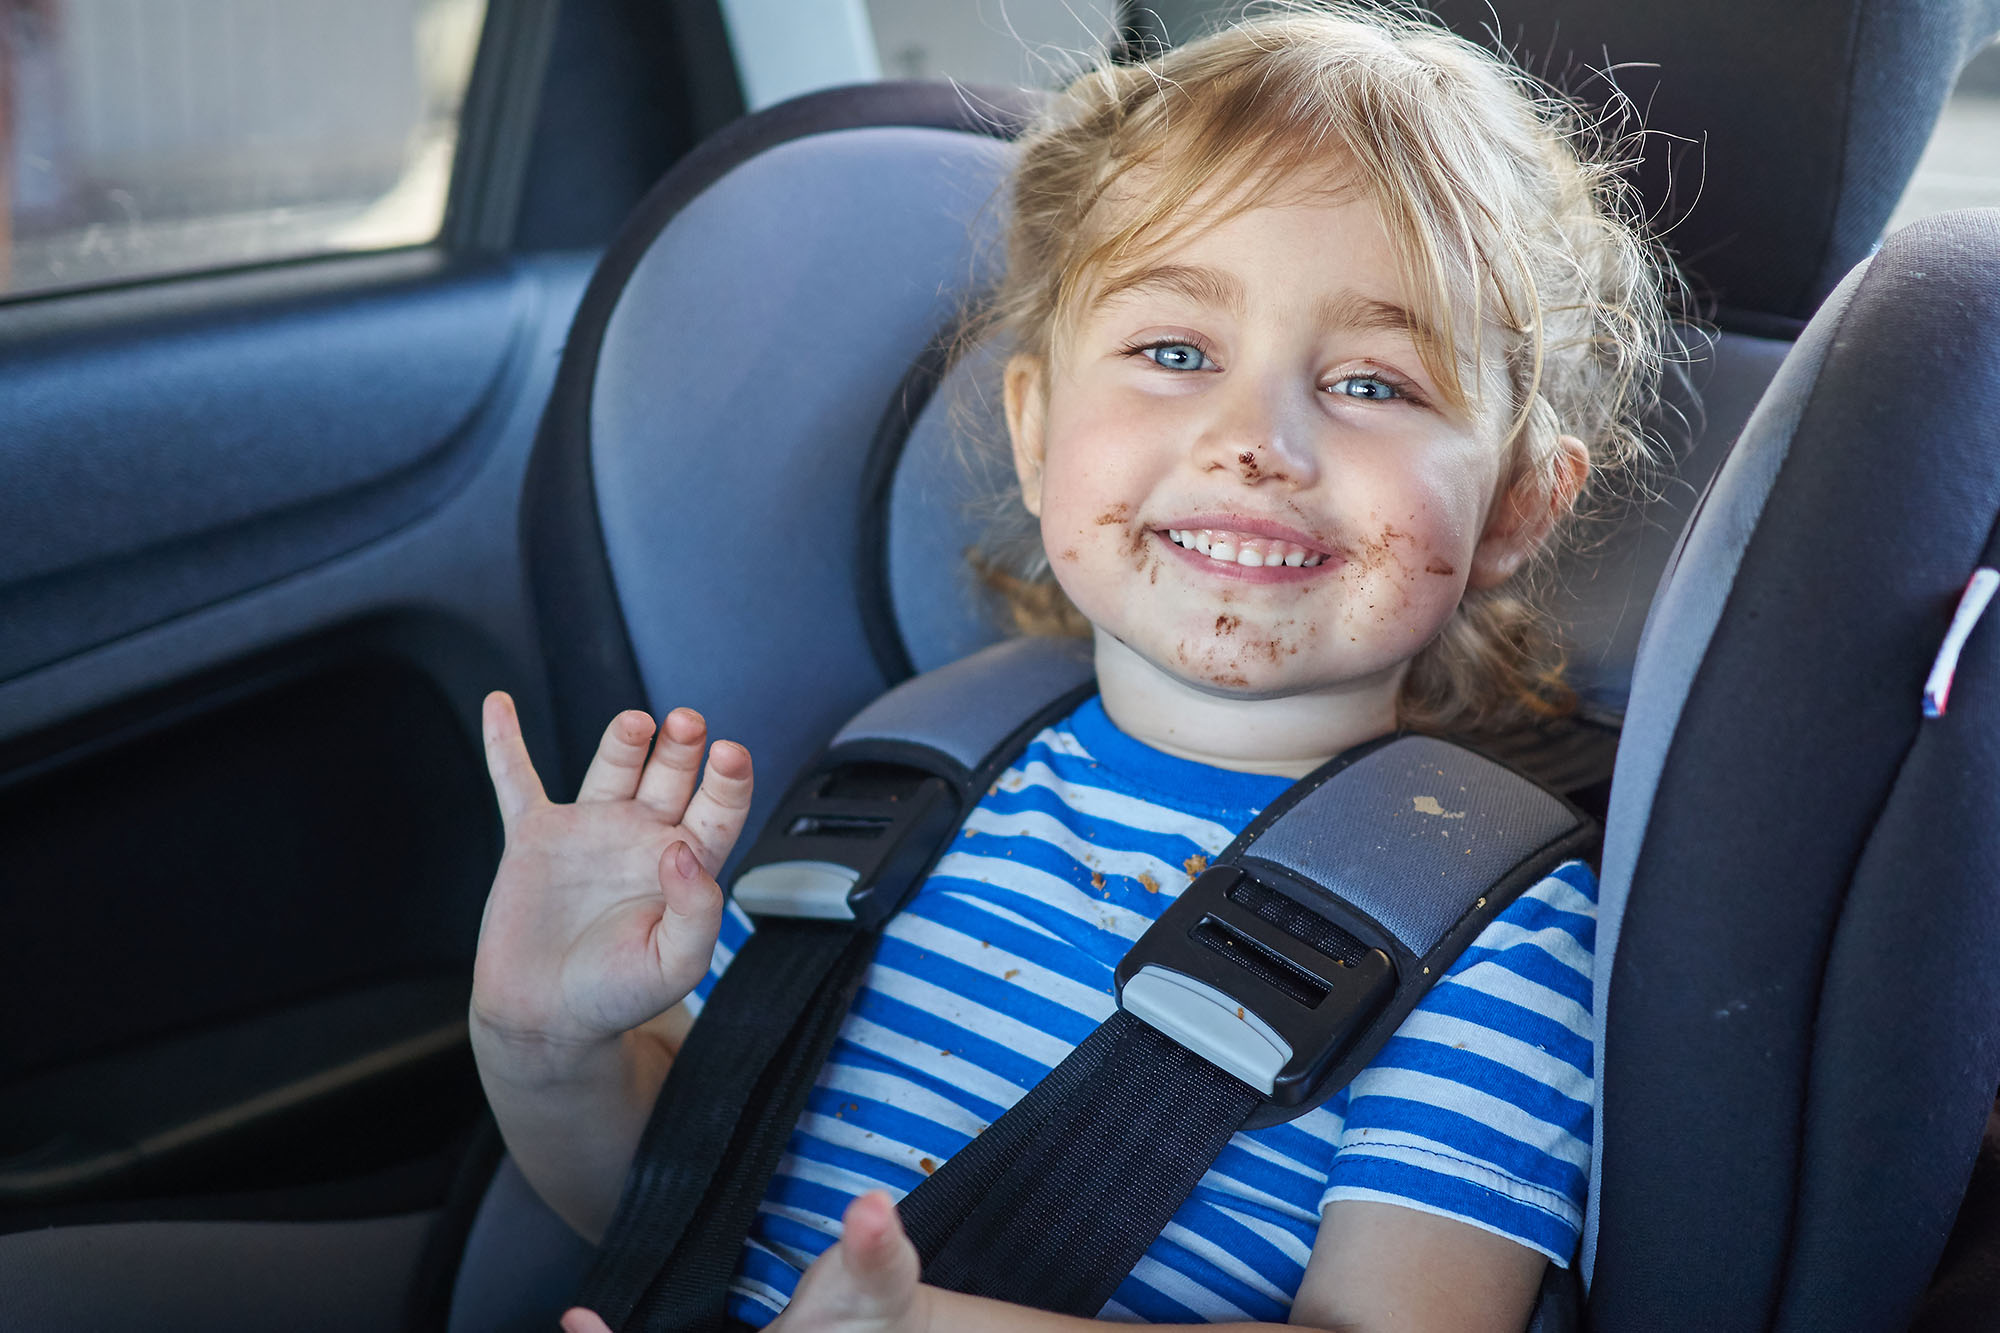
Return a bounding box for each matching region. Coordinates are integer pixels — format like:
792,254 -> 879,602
588,122 -> 1012,839
884,317 -> 1793,720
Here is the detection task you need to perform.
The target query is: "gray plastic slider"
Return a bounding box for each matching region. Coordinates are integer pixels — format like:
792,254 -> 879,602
1120,965 -> 1294,1095
733,860 -> 860,920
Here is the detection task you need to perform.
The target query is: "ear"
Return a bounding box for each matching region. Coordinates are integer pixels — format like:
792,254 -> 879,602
1003,354 -> 1048,517
1468,434 -> 1588,589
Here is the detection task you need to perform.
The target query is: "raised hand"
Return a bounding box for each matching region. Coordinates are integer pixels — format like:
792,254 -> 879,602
470,692 -> 754,1069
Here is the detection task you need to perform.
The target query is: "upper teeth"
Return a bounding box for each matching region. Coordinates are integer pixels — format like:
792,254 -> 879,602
1167,529 -> 1328,568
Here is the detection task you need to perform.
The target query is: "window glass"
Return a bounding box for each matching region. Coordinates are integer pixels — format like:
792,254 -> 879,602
0,0 -> 486,301
862,0 -> 1118,89
1886,38 -> 2000,233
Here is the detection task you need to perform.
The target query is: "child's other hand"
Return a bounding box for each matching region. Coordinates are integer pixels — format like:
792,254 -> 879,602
770,1191 -> 931,1333
470,693 -> 753,1069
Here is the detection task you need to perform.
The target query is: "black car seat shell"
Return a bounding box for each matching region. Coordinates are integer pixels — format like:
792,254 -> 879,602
1590,213 -> 2000,1329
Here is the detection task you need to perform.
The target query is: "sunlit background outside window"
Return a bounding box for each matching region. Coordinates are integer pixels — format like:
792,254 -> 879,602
0,0 -> 485,299
0,0 -> 1993,303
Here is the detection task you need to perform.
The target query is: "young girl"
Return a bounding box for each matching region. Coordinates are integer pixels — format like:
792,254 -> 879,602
471,7 -> 1665,1330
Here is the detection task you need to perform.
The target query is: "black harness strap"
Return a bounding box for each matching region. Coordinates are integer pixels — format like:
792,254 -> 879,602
625,931 -> 878,1331
581,637 -> 1098,1332
906,1011 -> 1261,1316
577,921 -> 857,1326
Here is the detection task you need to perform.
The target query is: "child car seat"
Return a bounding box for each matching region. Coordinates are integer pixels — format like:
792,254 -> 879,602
495,3 -> 2000,1330
2,3 -> 1994,1331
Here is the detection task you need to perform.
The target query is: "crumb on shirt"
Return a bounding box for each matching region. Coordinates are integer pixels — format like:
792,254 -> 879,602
1183,854 -> 1209,877
920,1157 -> 938,1175
1138,872 -> 1160,894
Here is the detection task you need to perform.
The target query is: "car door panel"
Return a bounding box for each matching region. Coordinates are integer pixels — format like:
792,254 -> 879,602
0,250 -> 593,1215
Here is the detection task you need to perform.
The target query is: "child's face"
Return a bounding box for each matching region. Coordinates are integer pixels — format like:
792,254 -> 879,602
1006,178 -> 1563,709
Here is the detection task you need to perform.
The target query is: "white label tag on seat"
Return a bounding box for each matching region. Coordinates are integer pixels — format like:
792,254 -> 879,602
1923,567 -> 1998,718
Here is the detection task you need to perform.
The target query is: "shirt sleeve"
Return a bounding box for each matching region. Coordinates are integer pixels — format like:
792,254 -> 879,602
683,896 -> 758,1018
1319,860 -> 1597,1266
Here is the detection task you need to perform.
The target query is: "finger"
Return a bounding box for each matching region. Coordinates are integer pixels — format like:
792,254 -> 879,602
559,1309 -> 613,1333
634,707 -> 707,817
575,709 -> 658,803
481,692 -> 548,829
680,740 -> 755,873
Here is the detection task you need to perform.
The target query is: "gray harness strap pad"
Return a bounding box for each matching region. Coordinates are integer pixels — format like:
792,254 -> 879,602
1125,732 -> 1595,1130
729,635 -> 1097,925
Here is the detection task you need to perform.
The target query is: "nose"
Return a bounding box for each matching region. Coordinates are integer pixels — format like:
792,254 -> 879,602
1191,373 -> 1321,487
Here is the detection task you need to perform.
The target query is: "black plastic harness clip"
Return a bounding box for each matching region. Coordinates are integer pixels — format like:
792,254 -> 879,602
729,761 -> 964,928
1114,864 -> 1396,1109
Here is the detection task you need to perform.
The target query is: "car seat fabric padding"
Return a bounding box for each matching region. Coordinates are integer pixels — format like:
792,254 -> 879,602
447,1157 -> 596,1333
882,339 -> 1018,677
523,81 -> 1034,802
1583,265 -> 1866,1282
0,1212 -> 432,1333
1589,210 -> 2000,1330
587,124 -> 1012,851
1555,329 -> 1791,716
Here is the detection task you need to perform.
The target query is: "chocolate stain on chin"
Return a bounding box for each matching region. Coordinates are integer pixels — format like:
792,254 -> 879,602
1214,613 -> 1240,636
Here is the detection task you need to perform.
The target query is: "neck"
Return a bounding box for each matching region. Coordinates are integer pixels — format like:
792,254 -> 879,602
1090,629 -> 1403,780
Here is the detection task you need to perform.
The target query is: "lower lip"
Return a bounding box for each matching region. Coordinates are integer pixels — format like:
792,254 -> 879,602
1155,530 -> 1339,583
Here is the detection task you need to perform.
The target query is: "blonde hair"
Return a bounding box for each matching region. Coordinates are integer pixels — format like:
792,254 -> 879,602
966,2 -> 1671,737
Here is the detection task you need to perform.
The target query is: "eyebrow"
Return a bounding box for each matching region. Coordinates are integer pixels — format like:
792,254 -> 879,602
1311,290 -> 1440,350
1095,263 -> 1246,315
1095,262 -> 1439,350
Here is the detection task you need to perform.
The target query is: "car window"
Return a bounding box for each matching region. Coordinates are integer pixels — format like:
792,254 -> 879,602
1886,37 -> 2000,231
863,0 -> 1117,87
0,0 -> 486,301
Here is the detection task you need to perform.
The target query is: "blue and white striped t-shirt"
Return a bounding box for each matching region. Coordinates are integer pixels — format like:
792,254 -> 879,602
686,697 -> 1597,1325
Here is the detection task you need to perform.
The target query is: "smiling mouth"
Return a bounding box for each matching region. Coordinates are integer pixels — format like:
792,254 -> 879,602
1165,528 -> 1331,569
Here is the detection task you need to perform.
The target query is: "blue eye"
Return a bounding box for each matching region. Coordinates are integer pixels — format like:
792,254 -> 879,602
1329,375 -> 1400,400
1144,343 -> 1210,371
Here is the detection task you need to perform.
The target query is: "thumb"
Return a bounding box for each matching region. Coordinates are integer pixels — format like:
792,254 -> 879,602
837,1191 -> 922,1299
658,839 -> 724,923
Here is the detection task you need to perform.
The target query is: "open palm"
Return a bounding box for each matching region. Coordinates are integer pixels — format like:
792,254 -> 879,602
471,693 -> 754,1055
